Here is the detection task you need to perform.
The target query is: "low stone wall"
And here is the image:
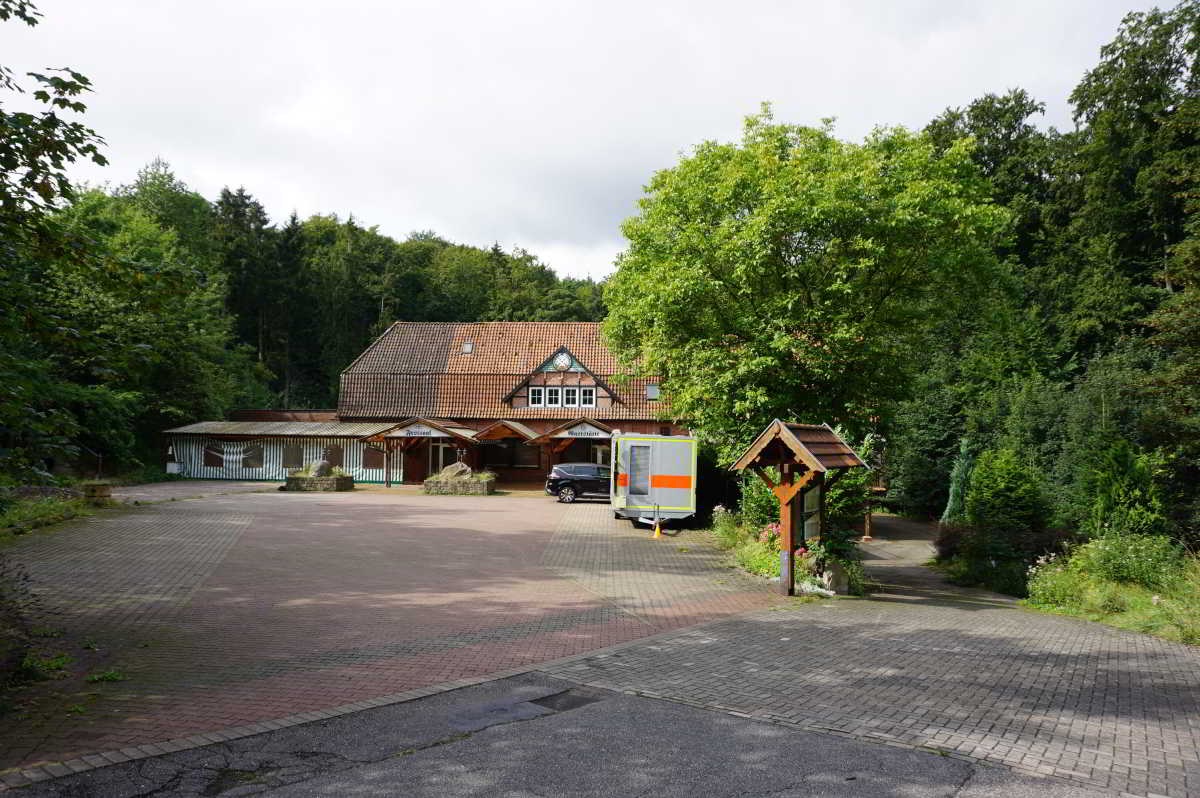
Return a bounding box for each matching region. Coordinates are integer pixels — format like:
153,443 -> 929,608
285,476 -> 354,492
423,478 -> 495,495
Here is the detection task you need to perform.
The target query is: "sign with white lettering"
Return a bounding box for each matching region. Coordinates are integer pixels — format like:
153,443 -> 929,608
554,423 -> 609,439
403,425 -> 446,437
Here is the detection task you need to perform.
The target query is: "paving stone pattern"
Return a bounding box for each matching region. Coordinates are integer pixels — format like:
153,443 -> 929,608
0,487 -> 774,773
543,594 -> 1200,798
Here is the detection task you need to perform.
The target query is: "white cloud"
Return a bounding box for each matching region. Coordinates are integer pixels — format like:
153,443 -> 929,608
9,0 -> 1155,279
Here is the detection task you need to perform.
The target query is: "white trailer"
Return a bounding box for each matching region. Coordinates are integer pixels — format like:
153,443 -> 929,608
610,432 -> 697,523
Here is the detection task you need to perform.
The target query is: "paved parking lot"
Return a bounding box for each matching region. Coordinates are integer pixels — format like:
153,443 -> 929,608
3,486 -> 1199,797
0,484 -> 774,773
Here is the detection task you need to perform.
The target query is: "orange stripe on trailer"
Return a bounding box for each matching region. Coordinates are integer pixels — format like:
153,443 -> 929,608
616,473 -> 630,486
650,474 -> 692,489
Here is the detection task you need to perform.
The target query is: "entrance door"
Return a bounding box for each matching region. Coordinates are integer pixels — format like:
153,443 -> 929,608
431,442 -> 457,472
593,444 -> 611,465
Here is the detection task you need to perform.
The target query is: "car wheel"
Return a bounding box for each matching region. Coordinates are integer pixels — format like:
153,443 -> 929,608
558,485 -> 578,503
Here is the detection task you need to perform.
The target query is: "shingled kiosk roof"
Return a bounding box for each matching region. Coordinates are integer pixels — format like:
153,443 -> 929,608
731,420 -> 868,473
338,322 -> 661,420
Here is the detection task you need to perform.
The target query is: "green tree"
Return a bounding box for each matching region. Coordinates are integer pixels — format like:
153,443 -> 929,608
604,108 -> 1009,458
0,0 -> 107,480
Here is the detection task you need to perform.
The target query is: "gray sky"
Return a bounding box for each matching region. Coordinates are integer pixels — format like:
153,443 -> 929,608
8,1 -> 1159,279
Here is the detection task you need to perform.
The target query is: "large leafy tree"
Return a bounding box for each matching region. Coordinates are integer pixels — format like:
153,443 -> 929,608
603,109 -> 1008,457
0,0 -> 108,479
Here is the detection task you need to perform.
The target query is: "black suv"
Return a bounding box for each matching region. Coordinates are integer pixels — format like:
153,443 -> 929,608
545,463 -> 611,503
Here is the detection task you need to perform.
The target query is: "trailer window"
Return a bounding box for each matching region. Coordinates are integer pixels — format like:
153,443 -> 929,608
629,445 -> 650,496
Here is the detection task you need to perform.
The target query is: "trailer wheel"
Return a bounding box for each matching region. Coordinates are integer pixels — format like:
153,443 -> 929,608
557,485 -> 578,503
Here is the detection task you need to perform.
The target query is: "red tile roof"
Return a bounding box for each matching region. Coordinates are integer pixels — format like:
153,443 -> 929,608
344,322 -> 620,375
338,322 -> 663,421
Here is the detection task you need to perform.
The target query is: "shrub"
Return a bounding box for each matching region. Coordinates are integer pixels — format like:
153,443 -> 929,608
1085,440 -> 1165,538
940,438 -> 972,524
963,448 -> 1049,563
738,471 -> 779,528
1068,532 -> 1183,589
1026,555 -> 1086,607
711,506 -> 748,550
934,523 -> 969,560
734,539 -> 781,577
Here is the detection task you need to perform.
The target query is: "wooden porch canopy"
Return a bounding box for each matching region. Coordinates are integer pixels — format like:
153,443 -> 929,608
526,417 -> 614,458
731,420 -> 868,596
358,417 -> 478,488
473,419 -> 538,441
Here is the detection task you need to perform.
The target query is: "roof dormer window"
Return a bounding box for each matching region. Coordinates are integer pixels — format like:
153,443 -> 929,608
462,341 -> 474,354
646,383 -> 660,401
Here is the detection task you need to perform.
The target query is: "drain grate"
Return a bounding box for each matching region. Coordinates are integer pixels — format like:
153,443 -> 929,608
530,688 -> 608,712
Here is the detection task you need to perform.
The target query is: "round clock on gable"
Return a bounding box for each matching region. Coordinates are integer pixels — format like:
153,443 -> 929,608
552,353 -> 572,371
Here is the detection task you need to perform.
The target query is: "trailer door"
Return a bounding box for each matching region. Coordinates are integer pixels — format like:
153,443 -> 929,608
648,438 -> 695,513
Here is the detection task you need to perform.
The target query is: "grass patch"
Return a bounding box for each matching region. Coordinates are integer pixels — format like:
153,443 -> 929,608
0,497 -> 94,544
86,668 -> 125,683
16,652 -> 72,681
1025,553 -> 1200,645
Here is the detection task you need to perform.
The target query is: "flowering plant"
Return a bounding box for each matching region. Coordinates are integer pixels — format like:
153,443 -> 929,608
759,522 -> 782,551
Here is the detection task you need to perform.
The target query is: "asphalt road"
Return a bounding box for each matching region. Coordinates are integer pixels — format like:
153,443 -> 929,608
16,674 -> 1111,798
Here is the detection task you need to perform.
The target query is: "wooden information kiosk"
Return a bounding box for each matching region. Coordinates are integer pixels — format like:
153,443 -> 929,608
731,421 -> 868,595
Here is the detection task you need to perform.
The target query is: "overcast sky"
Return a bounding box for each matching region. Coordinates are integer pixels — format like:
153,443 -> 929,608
8,1 -> 1159,279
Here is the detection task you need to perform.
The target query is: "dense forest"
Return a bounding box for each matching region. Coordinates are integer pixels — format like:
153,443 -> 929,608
601,1 -> 1199,611
2,161 -> 605,477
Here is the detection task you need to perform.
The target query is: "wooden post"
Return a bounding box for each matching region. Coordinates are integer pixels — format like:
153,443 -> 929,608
778,465 -> 795,596
384,442 -> 392,488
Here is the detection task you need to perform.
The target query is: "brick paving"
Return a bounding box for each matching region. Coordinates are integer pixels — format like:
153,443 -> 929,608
0,489 -> 774,772
543,519 -> 1200,798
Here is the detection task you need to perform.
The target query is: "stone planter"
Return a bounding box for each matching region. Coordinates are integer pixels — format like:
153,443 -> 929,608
423,477 -> 496,495
81,482 -> 112,505
285,476 -> 354,492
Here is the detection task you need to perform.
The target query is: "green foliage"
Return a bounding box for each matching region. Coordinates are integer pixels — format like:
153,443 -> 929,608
738,471 -> 779,528
940,439 -> 972,524
824,432 -> 878,530
964,448 -> 1049,559
1069,533 -> 1183,590
85,668 -> 125,683
733,539 -> 781,577
710,505 -> 745,550
1027,554 -> 1200,645
16,651 -> 71,681
938,555 -> 1031,597
0,497 -> 92,542
1085,440 -> 1166,537
604,107 -> 1007,459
